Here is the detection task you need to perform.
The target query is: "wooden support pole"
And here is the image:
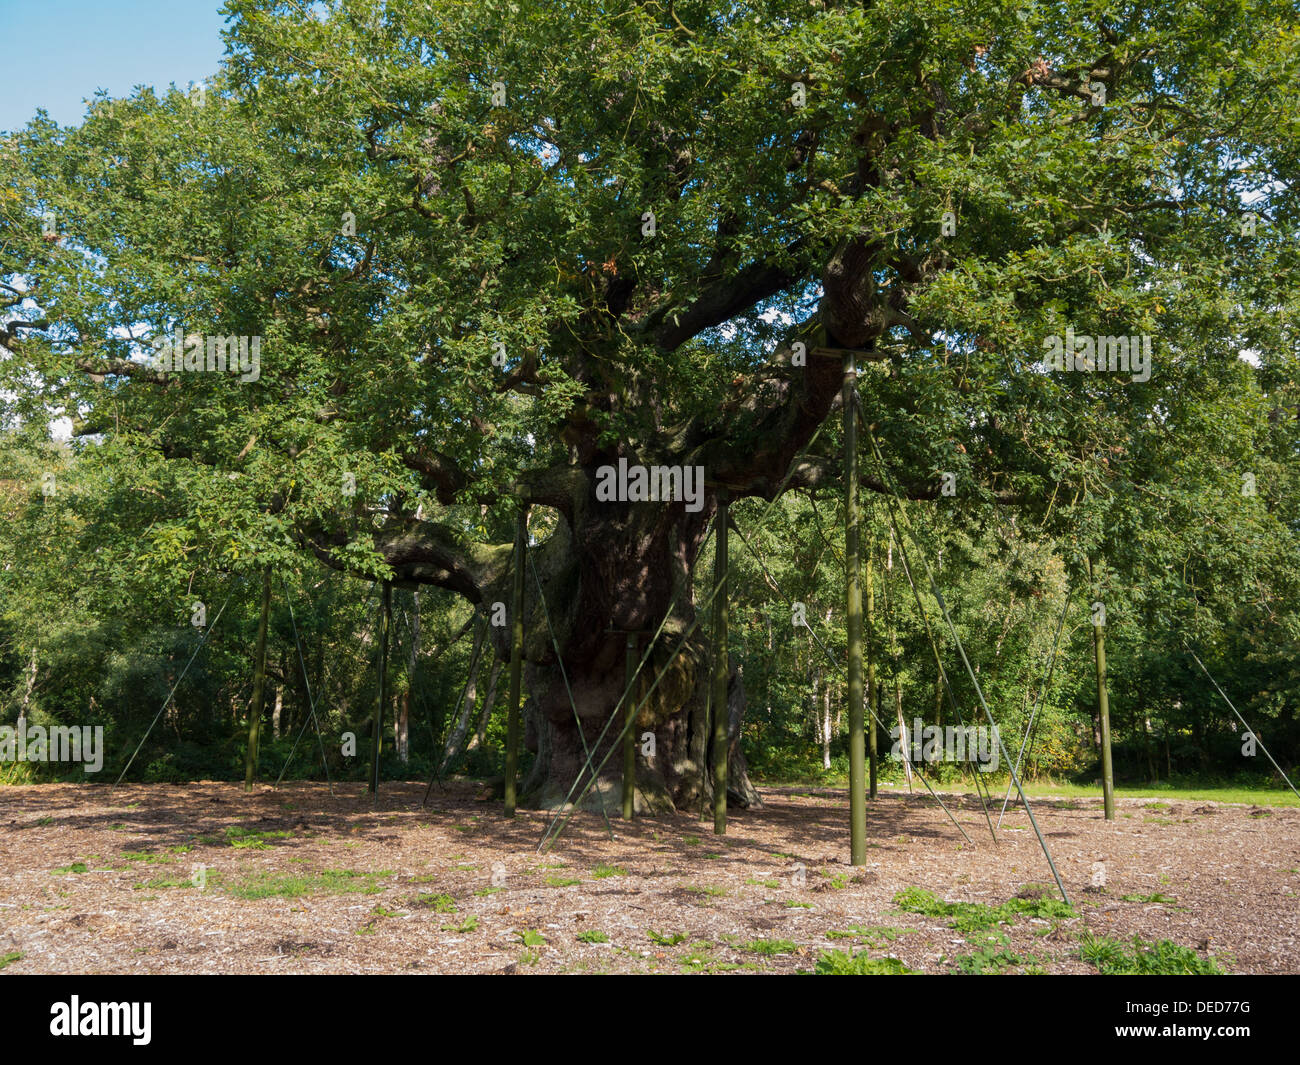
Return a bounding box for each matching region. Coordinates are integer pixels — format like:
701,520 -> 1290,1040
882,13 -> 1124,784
503,507 -> 528,817
370,581 -> 391,794
623,633 -> 637,820
845,354 -> 866,864
712,493 -> 730,835
1088,557 -> 1115,820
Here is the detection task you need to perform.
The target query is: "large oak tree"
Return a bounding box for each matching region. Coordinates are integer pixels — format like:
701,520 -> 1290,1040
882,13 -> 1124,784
4,0 -> 1297,807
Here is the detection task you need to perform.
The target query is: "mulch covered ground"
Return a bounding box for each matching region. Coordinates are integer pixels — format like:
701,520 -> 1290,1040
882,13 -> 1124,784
1,780 -> 1296,974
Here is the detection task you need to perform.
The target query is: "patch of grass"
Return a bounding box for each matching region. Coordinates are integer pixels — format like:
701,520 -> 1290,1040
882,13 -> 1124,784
121,850 -> 175,865
952,930 -> 1039,975
226,825 -> 293,849
577,930 -> 609,943
1078,933 -> 1228,975
52,862 -> 89,875
682,835 -> 701,846
647,929 -> 687,946
813,950 -> 917,975
225,868 -> 391,900
677,948 -> 718,970
134,873 -> 206,890
785,900 -> 814,909
0,952 -> 24,970
1121,892 -> 1179,905
443,916 -> 478,933
474,886 -> 503,896
746,877 -> 781,889
591,863 -> 627,879
742,938 -> 798,956
825,924 -> 911,948
518,949 -> 540,966
413,892 -> 457,913
545,875 -> 581,887
991,781 -> 1300,807
893,886 -> 1076,932
682,884 -> 727,898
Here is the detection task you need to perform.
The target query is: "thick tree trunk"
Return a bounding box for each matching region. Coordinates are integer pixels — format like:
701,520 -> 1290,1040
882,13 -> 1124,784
397,591 -> 418,764
725,663 -> 762,809
510,504 -> 761,815
245,569 -> 272,791
397,689 -> 410,764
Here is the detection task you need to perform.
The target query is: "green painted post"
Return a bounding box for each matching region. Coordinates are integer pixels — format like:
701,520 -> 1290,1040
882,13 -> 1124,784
712,493 -> 730,835
845,355 -> 866,864
503,508 -> 528,817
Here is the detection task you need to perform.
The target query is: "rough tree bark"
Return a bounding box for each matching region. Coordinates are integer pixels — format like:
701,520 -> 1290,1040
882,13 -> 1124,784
244,569 -> 272,791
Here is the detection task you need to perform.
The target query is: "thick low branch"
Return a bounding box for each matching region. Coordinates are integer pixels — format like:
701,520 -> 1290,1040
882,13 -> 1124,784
74,357 -> 175,386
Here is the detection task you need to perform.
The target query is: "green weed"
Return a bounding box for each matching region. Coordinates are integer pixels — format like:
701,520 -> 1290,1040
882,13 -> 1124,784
893,886 -> 1075,932
413,892 -> 457,912
1078,933 -> 1227,975
741,938 -> 798,956
225,869 -> 391,900
813,950 -> 917,974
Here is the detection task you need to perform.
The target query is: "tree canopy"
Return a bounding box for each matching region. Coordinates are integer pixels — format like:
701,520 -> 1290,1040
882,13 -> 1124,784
2,0 -> 1297,800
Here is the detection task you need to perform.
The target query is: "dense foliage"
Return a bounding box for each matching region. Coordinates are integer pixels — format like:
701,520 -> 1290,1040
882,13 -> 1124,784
1,0 -> 1297,794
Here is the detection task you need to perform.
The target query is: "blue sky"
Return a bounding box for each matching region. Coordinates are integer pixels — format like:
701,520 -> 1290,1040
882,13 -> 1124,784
0,0 -> 229,133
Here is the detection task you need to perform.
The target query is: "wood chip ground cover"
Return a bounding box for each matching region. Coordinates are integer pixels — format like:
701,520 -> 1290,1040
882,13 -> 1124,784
0,782 -> 1295,974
